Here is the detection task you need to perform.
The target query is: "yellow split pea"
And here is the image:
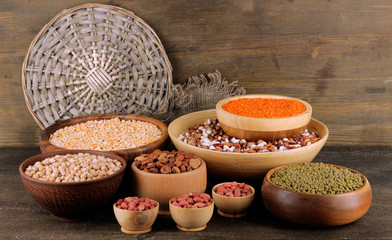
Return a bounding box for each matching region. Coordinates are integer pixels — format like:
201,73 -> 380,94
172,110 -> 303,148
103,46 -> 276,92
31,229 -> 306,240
49,118 -> 162,151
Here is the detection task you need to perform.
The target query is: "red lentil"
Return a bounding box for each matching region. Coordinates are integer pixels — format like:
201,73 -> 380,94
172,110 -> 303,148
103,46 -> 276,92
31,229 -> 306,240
222,98 -> 306,118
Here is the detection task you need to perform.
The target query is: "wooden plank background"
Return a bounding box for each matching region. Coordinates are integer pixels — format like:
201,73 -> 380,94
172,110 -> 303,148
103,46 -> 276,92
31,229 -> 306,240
0,0 -> 391,147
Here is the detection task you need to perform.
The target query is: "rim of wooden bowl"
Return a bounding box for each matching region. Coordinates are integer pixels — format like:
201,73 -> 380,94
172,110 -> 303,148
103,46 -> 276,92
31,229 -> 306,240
168,109 -> 329,157
216,94 -> 312,120
212,182 -> 255,199
131,158 -> 206,177
264,162 -> 371,196
19,150 -> 127,186
40,113 -> 169,152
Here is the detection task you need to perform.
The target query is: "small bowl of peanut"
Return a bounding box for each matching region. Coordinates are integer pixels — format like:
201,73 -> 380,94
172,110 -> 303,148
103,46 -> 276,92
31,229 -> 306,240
212,181 -> 255,218
169,192 -> 214,231
19,150 -> 126,221
131,149 -> 207,214
39,113 -> 169,163
113,196 -> 159,234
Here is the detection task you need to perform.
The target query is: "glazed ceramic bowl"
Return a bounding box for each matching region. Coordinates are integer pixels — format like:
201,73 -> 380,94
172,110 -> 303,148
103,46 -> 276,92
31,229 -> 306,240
131,158 -> 207,214
216,94 -> 312,141
261,163 -> 372,227
113,201 -> 159,234
39,113 -> 169,163
169,195 -> 214,231
212,182 -> 255,218
19,150 -> 126,221
168,109 -> 328,179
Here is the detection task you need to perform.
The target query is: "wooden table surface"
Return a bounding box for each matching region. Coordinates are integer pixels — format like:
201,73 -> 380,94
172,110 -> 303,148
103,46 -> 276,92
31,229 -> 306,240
1,146 -> 391,240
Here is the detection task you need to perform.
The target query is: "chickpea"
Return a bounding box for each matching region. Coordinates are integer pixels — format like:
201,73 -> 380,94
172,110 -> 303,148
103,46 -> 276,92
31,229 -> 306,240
24,153 -> 122,183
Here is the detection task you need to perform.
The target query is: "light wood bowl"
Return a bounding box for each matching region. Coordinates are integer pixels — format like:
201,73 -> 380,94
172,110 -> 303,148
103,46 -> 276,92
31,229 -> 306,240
169,195 -> 214,231
19,150 -> 126,221
261,163 -> 372,227
113,202 -> 159,234
131,160 -> 207,214
212,182 -> 255,218
168,109 -> 328,179
39,113 -> 168,164
216,94 -> 312,141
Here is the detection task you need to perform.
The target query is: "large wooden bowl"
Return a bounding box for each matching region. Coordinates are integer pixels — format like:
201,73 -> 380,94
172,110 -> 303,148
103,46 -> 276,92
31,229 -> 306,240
39,113 -> 168,163
131,160 -> 207,214
261,163 -> 372,227
216,94 -> 312,141
19,150 -> 127,221
168,109 -> 328,179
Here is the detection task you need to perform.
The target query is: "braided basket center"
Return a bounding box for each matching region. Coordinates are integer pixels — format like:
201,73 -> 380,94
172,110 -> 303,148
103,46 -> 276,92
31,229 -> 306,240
85,67 -> 113,96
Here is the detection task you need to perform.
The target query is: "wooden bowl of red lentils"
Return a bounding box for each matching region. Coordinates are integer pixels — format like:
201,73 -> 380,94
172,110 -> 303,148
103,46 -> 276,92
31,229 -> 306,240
216,94 -> 312,141
168,109 -> 328,179
19,150 -> 127,221
39,113 -> 169,163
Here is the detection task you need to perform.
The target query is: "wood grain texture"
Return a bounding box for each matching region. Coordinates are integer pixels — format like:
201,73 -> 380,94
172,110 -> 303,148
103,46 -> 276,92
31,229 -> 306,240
1,0 -> 392,146
1,146 -> 392,239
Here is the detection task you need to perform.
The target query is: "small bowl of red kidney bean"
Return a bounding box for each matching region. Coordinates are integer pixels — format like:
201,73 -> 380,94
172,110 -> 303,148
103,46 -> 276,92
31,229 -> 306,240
212,181 -> 255,218
169,192 -> 214,231
113,197 -> 159,234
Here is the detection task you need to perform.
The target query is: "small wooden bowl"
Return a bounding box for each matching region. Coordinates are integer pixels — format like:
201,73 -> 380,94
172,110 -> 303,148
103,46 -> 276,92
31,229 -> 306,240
169,195 -> 214,231
168,109 -> 328,179
19,150 -> 127,221
212,182 -> 255,218
131,160 -> 207,214
113,202 -> 159,234
39,113 -> 169,163
261,163 -> 372,227
216,94 -> 312,141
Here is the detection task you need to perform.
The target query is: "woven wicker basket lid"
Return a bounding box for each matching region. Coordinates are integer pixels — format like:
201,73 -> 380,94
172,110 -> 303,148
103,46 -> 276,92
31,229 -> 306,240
22,3 -> 172,129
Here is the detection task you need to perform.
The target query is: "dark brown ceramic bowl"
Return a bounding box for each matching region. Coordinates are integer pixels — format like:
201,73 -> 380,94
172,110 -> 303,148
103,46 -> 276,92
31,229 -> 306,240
261,163 -> 372,227
19,150 -> 127,221
39,113 -> 169,164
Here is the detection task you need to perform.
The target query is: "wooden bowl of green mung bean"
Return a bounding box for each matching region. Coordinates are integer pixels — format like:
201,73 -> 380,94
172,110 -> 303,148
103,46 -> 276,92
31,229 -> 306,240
261,162 -> 372,227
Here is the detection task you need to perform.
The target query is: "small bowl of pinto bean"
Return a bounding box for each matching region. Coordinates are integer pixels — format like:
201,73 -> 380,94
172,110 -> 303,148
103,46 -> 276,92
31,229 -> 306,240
212,181 -> 255,218
19,150 -> 126,221
169,192 -> 214,231
39,113 -> 169,164
131,149 -> 207,214
113,197 -> 159,234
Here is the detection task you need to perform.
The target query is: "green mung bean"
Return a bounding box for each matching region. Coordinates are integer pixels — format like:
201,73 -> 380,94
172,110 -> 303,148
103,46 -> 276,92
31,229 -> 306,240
270,163 -> 364,194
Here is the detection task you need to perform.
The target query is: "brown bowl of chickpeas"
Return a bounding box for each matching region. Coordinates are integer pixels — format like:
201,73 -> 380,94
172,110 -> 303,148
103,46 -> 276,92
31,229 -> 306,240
19,150 -> 126,221
39,113 -> 169,163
